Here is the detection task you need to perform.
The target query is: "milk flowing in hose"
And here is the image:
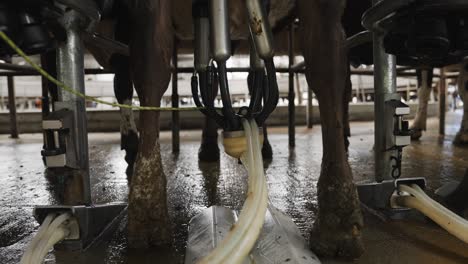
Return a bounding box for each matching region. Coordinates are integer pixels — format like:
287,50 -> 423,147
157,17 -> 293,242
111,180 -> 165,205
21,212 -> 77,264
393,184 -> 468,244
199,119 -> 269,264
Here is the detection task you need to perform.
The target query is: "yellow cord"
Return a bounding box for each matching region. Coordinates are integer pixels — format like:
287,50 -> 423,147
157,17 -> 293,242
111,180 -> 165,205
0,31 -> 203,111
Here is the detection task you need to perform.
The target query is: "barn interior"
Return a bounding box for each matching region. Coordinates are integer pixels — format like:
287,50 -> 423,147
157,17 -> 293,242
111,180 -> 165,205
1,0 -> 468,264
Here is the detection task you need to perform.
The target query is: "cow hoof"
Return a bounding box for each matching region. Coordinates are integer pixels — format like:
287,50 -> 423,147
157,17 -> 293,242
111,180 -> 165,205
122,131 -> 139,165
262,141 -> 273,160
199,144 -> 220,162
410,129 -> 423,140
454,132 -> 468,146
309,226 -> 364,260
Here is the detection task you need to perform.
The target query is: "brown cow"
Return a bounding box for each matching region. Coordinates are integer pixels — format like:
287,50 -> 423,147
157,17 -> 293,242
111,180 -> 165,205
90,0 -> 363,259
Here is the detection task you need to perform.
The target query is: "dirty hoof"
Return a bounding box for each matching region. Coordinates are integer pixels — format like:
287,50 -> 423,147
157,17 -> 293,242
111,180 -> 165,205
453,132 -> 468,146
410,129 -> 423,140
122,130 -> 139,167
127,226 -> 172,248
262,141 -> 273,160
309,226 -> 364,260
198,143 -> 220,162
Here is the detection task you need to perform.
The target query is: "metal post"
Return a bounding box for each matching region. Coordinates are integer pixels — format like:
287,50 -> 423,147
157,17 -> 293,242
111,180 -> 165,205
172,41 -> 180,152
439,68 -> 446,135
56,10 -> 91,205
7,75 -> 18,138
288,24 -> 295,147
372,0 -> 398,183
40,53 -> 56,150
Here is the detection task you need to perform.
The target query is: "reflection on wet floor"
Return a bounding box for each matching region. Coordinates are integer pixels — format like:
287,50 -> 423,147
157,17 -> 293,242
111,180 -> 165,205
1,111 -> 468,263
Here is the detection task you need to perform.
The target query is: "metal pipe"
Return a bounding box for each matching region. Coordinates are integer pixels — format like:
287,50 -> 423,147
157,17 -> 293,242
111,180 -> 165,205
56,10 -> 91,205
288,24 -> 295,147
40,53 -> 56,151
245,0 -> 274,59
0,62 -> 35,72
372,0 -> 399,183
172,41 -> 180,152
7,75 -> 18,138
193,0 -> 211,72
210,0 -> 231,62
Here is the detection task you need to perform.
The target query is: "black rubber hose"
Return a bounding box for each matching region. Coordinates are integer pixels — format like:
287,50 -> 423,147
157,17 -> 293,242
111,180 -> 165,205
247,70 -> 264,117
199,69 -> 210,106
217,61 -> 239,130
191,75 -> 205,110
256,59 -> 279,124
191,73 -> 224,127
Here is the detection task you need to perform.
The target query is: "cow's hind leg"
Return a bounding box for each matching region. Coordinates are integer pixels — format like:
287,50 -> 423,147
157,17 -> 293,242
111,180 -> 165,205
298,0 -> 364,259
110,54 -> 138,177
343,61 -> 352,152
454,62 -> 468,145
199,73 -> 220,162
411,69 -> 433,140
199,116 -> 220,162
127,0 -> 173,248
246,71 -> 273,159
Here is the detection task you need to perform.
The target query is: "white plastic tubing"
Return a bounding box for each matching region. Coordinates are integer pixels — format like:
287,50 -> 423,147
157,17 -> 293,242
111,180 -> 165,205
21,212 -> 74,264
199,119 -> 269,264
393,184 -> 468,243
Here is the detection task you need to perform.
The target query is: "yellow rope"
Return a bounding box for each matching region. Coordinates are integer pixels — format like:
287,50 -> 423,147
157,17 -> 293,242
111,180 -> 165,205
0,31 -> 203,111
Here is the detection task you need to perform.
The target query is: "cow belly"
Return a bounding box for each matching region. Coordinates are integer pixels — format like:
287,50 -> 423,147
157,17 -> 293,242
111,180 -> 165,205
172,0 -> 296,41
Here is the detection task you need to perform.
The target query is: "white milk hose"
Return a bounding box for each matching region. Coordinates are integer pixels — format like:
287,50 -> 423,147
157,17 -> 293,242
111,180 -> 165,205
199,119 -> 269,264
392,184 -> 468,244
21,212 -> 76,264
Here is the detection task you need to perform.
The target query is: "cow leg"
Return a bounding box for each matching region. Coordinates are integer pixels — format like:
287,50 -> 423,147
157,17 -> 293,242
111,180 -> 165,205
344,61 -> 352,153
298,0 -> 364,259
411,69 -> 433,140
199,73 -> 220,162
445,169 -> 468,218
262,123 -> 273,159
454,63 -> 468,145
199,116 -> 220,162
110,54 -> 138,178
127,0 -> 173,248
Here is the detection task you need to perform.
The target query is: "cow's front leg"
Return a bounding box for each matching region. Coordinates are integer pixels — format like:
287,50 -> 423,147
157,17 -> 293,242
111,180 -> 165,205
127,0 -> 173,248
298,0 -> 364,259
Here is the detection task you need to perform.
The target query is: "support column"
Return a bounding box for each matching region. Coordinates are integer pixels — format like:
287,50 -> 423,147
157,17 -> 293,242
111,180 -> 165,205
439,68 -> 446,135
288,24 -> 295,147
7,75 -> 18,138
41,52 -> 56,150
56,10 -> 91,205
373,0 -> 398,183
172,41 -> 180,153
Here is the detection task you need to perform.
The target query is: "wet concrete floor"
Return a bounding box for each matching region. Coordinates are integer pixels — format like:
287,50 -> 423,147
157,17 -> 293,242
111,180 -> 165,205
1,111 -> 468,263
